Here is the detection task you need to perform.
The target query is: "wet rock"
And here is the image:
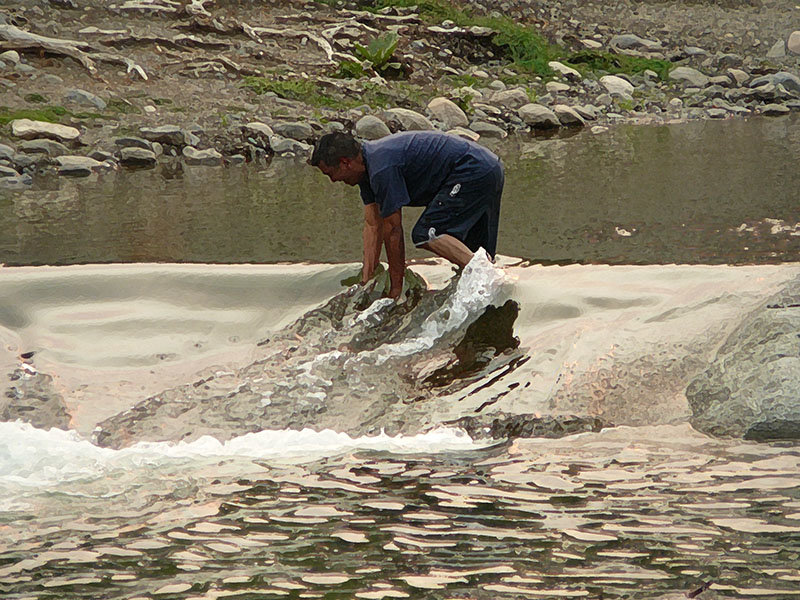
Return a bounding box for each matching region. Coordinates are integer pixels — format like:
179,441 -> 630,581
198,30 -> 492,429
355,115 -> 391,140
426,97 -> 468,129
140,125 -> 185,146
382,108 -> 433,131
64,88 -> 107,110
610,33 -> 662,51
468,121 -> 507,138
55,155 -> 105,176
489,88 -> 529,109
789,31 -> 800,55
1,366 -> 71,430
518,103 -> 560,129
669,66 -> 710,88
453,413 -> 607,441
18,139 -> 70,157
272,121 -> 314,142
119,146 -> 157,168
750,71 -> 800,94
599,75 -> 634,97
10,119 -> 80,142
687,277 -> 800,440
553,105 -> 586,127
760,103 -> 791,116
182,146 -> 222,166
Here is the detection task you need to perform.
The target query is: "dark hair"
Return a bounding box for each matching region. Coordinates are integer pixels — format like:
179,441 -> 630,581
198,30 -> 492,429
310,132 -> 361,167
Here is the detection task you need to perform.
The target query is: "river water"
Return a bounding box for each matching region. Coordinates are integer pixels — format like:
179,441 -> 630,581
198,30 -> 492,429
1,116 -> 799,599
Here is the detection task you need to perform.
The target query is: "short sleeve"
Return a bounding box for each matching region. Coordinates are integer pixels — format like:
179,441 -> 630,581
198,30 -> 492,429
371,166 -> 410,218
359,181 -> 376,206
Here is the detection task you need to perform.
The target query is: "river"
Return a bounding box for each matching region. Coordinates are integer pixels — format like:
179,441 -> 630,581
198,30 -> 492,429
0,115 -> 799,599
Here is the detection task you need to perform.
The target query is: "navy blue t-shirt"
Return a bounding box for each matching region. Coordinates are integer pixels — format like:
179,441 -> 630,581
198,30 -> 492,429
358,131 -> 500,218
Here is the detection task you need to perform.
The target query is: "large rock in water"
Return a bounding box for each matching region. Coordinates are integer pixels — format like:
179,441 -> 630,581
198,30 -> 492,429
686,276 -> 800,441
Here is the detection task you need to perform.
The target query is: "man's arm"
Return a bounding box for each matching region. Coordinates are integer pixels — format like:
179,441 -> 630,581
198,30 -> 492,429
382,209 -> 405,299
362,203 -> 382,284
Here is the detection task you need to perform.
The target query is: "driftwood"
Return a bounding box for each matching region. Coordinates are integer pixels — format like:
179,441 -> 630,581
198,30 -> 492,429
0,23 -> 147,79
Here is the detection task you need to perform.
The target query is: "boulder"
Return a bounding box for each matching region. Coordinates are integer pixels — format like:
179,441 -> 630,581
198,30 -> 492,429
182,146 -> 223,166
140,125 -> 186,146
599,75 -> 634,97
468,121 -> 507,138
355,115 -> 391,140
760,103 -> 791,116
426,97 -> 468,129
669,66 -> 710,88
18,139 -> 69,157
687,279 -> 800,441
55,155 -> 106,176
272,121 -> 314,141
382,108 -> 433,131
518,103 -> 560,128
489,88 -> 530,109
64,88 -> 107,110
547,61 -> 581,81
610,33 -> 662,50
10,119 -> 80,142
553,105 -> 586,127
789,31 -> 800,55
119,147 -> 157,168
750,72 -> 800,94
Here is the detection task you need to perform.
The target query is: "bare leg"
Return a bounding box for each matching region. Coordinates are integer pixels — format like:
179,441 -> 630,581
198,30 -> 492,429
420,234 -> 473,267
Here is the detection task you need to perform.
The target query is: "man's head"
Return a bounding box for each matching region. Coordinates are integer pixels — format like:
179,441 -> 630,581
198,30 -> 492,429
310,132 -> 365,186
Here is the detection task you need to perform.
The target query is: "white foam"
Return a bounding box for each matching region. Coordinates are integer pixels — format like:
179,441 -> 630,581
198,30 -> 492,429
0,421 -> 483,492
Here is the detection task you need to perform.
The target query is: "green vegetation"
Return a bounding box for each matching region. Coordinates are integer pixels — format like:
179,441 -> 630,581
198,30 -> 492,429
334,60 -> 366,79
241,77 -> 342,108
565,50 -> 672,80
354,31 -> 401,73
107,98 -> 142,114
0,105 -> 67,125
24,93 -> 49,104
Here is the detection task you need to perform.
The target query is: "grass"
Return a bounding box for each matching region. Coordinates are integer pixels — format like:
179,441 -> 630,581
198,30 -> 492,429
564,50 -> 673,80
0,106 -> 68,125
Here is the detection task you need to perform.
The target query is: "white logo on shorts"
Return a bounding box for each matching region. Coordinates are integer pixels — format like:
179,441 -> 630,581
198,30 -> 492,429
449,183 -> 461,197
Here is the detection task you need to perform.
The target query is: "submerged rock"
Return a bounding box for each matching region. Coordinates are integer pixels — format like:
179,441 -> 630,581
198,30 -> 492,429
687,276 -> 800,440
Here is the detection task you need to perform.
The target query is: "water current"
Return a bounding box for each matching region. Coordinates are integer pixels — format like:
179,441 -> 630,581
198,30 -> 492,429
1,116 -> 799,599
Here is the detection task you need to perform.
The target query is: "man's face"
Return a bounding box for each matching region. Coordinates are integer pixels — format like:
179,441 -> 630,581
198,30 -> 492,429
318,157 -> 363,186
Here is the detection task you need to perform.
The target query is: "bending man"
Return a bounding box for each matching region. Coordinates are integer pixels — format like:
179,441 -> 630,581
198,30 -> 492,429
310,130 -> 504,299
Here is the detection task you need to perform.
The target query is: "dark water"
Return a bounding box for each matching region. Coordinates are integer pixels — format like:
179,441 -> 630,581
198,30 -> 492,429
0,115 -> 798,267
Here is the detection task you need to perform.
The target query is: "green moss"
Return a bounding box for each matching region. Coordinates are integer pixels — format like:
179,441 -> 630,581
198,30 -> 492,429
151,98 -> 173,106
333,60 -> 367,79
107,98 -> 142,114
564,50 -> 672,80
0,105 -> 68,125
24,93 -> 49,104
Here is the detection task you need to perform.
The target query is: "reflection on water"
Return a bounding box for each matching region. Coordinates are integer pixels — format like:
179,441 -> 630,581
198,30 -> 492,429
1,423 -> 799,599
0,115 -> 798,267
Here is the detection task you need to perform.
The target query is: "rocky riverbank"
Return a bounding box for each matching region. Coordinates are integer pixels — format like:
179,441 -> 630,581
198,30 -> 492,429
0,0 -> 799,185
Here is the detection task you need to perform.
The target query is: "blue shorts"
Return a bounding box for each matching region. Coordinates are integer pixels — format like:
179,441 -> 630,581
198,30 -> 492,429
410,162 -> 504,258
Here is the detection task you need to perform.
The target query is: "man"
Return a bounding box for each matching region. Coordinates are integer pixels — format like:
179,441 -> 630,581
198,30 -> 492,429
310,130 -> 504,299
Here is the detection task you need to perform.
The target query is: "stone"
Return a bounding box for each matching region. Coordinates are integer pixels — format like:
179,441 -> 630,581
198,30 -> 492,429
426,97 -> 468,129
0,164 -> 20,178
518,103 -> 560,128
789,31 -> 800,55
114,137 -> 152,151
727,68 -> 750,86
545,81 -> 570,94
119,147 -> 157,168
553,105 -> 586,127
18,139 -> 69,157
468,121 -> 507,138
182,146 -> 223,166
244,122 -> 273,137
580,39 -> 602,49
669,66 -> 710,88
355,115 -> 391,140
55,155 -> 105,176
489,88 -> 530,109
599,75 -> 634,97
269,135 -> 312,154
272,121 -> 314,141
11,119 -> 80,142
382,108 -> 433,131
139,125 -> 185,146
547,61 -> 581,81
684,46 -> 709,57
64,88 -> 107,110
610,34 -> 661,50
446,127 -> 480,142
687,280 -> 800,440
766,39 -> 786,58
707,108 -> 728,119
750,72 -> 800,94
0,50 -> 20,65
574,104 -> 599,120
89,150 -> 116,162
0,143 -> 14,160
760,103 -> 791,116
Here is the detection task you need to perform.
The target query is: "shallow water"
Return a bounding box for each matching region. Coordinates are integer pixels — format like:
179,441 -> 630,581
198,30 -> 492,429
0,115 -> 798,266
1,116 -> 800,599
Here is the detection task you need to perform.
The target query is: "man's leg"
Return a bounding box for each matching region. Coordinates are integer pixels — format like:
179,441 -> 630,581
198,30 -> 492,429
420,234 -> 473,267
